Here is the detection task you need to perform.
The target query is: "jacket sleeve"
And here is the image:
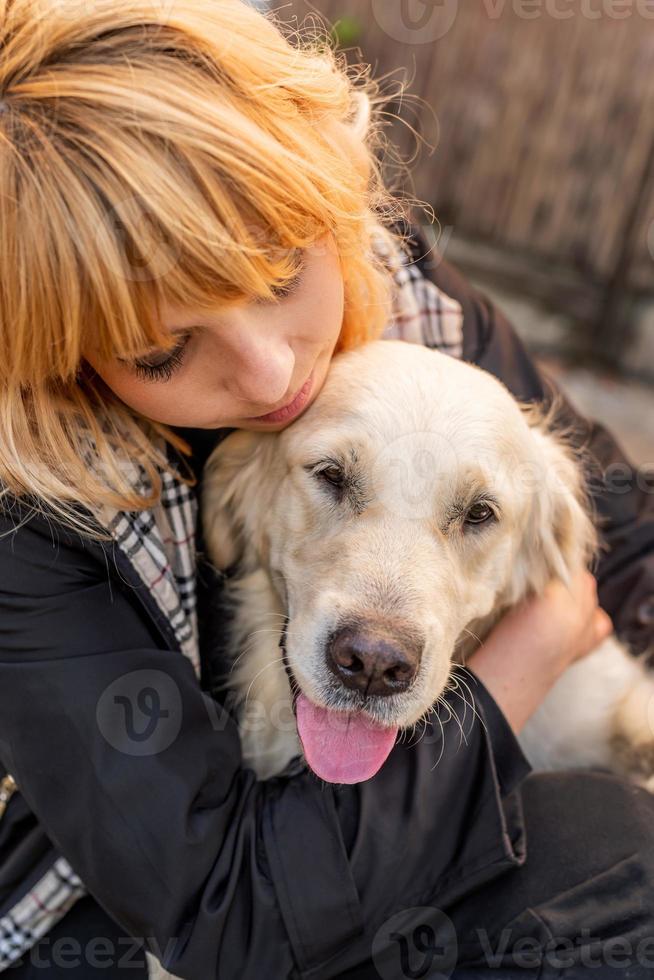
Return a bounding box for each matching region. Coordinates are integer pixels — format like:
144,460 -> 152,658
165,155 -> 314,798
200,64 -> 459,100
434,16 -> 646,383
0,505 -> 529,980
404,222 -> 654,662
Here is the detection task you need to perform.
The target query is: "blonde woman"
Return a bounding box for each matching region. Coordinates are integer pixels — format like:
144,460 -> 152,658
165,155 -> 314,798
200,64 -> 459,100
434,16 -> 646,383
1,2 -> 653,978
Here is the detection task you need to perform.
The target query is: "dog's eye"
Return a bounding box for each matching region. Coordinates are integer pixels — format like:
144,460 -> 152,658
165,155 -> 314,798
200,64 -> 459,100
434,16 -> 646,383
317,464 -> 346,489
464,502 -> 496,527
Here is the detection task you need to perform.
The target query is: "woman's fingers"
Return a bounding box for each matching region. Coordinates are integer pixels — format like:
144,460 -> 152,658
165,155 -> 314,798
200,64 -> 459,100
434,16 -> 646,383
565,572 -> 613,662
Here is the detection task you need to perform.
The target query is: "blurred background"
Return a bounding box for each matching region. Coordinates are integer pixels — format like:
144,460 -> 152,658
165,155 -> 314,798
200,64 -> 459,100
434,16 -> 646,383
266,0 -> 654,465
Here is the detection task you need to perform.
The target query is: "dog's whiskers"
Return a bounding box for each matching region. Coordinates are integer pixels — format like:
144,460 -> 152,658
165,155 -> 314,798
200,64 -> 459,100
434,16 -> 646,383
460,625 -> 483,649
446,666 -> 488,741
229,635 -> 279,675
243,656 -> 289,705
228,622 -> 301,675
428,701 -> 446,770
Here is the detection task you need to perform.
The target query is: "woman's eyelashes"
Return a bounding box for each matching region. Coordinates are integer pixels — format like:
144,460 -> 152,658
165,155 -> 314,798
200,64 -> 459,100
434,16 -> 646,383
131,256 -> 307,384
133,332 -> 192,383
257,251 -> 306,303
270,264 -> 304,298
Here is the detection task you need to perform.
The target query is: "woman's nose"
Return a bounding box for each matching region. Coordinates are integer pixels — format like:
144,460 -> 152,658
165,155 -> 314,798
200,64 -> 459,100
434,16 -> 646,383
219,327 -> 296,411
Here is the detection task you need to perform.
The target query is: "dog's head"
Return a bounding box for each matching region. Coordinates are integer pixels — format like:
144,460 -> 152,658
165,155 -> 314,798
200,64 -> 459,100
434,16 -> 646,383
202,340 -> 597,781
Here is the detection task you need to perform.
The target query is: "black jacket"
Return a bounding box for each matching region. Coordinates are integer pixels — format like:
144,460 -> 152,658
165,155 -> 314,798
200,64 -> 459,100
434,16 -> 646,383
0,222 -> 652,979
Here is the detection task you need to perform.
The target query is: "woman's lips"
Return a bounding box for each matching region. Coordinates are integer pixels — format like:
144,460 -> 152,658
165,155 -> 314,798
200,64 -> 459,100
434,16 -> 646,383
248,371 -> 314,424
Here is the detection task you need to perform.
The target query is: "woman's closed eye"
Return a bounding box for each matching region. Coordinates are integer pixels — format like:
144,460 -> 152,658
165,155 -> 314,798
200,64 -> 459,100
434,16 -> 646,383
132,332 -> 193,383
129,252 -> 307,384
254,249 -> 306,304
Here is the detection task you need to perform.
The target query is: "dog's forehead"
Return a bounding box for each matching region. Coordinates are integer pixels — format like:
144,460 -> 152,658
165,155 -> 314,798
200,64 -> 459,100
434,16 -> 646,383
283,340 -> 526,455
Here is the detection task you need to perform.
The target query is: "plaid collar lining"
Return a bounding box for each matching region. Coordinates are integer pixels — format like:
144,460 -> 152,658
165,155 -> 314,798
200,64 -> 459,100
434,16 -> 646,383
101,466 -> 200,675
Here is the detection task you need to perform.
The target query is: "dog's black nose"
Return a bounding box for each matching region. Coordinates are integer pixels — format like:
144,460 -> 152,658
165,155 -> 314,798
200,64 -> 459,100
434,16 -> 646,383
327,625 -> 420,697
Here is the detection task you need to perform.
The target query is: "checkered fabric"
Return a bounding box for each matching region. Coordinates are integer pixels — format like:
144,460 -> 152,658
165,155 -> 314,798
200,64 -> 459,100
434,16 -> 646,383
0,228 -> 463,975
0,859 -> 86,969
374,226 -> 464,356
100,460 -> 201,676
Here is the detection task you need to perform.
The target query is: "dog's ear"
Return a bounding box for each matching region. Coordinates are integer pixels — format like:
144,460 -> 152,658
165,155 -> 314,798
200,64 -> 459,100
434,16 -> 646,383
200,430 -> 278,573
512,401 -> 599,598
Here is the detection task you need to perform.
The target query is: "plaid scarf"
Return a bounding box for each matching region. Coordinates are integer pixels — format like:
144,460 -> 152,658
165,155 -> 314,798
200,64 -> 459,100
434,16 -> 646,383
99,464 -> 200,675
0,231 -> 464,974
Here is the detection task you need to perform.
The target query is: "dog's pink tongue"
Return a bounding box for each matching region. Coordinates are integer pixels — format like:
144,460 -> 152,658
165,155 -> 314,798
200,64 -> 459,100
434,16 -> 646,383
296,694 -> 398,784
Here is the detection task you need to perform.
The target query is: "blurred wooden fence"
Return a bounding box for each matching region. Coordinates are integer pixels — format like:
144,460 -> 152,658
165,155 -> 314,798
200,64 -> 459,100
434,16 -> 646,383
277,1 -> 654,356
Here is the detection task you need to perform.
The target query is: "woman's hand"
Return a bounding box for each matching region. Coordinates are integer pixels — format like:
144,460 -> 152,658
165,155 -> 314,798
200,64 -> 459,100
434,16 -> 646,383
466,569 -> 614,734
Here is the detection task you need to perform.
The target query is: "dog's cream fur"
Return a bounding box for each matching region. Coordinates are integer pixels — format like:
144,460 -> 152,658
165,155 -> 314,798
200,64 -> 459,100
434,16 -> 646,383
201,340 -> 654,786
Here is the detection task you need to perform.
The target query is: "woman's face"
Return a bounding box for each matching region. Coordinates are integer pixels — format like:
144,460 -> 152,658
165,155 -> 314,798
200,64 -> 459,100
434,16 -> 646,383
84,232 -> 345,431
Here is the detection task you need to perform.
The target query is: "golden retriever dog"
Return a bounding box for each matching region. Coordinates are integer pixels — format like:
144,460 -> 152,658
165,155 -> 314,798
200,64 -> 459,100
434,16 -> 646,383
201,340 -> 654,786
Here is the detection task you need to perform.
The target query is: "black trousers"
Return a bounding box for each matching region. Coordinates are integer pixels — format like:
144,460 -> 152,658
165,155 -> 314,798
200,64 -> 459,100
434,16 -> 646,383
8,770 -> 654,979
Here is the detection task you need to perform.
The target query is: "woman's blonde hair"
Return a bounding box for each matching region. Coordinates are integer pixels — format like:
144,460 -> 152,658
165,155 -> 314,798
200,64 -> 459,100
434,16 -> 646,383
0,0 -> 429,539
